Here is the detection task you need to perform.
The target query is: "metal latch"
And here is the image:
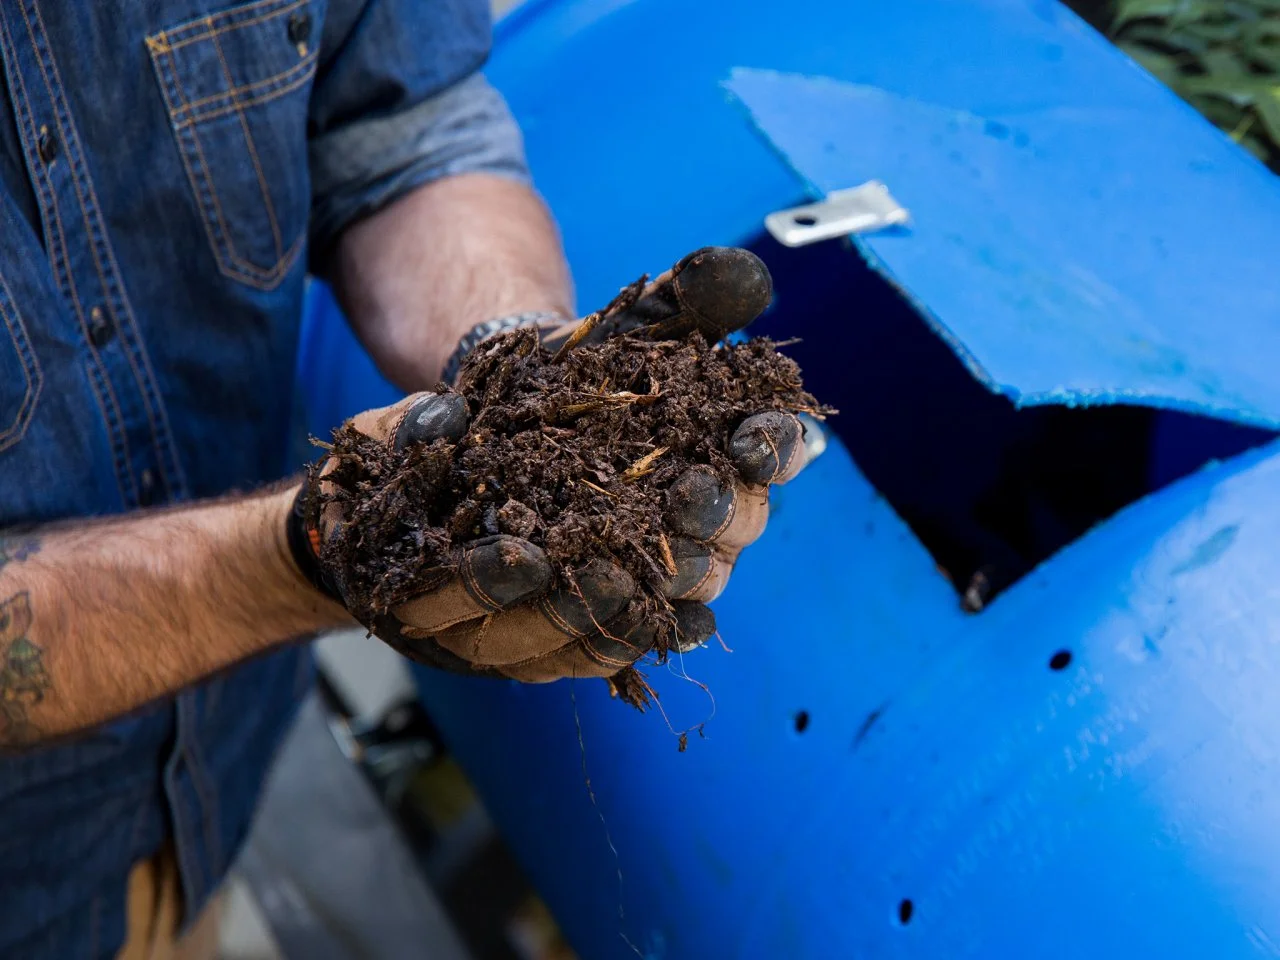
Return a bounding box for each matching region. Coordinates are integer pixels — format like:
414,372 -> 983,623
765,181 -> 909,248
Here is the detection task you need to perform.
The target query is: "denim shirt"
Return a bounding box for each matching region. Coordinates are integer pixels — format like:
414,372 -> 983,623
0,1 -> 527,955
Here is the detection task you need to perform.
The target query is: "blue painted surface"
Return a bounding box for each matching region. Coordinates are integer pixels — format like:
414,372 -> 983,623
296,0 -> 1280,956
297,279 -> 403,440
725,70 -> 1280,426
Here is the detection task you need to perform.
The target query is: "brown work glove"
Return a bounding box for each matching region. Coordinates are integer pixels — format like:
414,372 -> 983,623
292,248 -> 811,683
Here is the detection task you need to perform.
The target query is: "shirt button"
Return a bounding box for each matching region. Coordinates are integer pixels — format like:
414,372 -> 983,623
88,307 -> 115,348
138,468 -> 158,507
37,125 -> 57,164
287,12 -> 311,53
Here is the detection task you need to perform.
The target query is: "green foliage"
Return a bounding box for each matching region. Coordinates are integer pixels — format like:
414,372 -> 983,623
1112,0 -> 1280,170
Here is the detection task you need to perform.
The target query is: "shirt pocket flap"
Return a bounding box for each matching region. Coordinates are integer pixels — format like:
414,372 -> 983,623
146,0 -> 317,128
146,0 -> 319,288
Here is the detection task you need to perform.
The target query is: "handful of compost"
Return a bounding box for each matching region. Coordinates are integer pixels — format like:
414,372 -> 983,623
300,248 -> 827,705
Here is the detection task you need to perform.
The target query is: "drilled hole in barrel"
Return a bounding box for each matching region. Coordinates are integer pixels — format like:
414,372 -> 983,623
1049,649 -> 1073,671
793,710 -> 810,733
897,899 -> 914,925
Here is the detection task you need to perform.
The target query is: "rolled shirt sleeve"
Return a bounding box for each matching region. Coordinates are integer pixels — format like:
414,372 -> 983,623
307,0 -> 531,258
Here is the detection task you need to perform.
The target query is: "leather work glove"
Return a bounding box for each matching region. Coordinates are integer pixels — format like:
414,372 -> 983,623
291,248 -> 814,684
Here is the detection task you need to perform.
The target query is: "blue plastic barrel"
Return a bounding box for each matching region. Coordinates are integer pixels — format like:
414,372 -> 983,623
299,1 -> 1280,956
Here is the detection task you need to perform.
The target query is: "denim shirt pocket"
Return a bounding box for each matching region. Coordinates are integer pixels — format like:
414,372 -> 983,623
0,269 -> 42,455
146,0 -> 320,291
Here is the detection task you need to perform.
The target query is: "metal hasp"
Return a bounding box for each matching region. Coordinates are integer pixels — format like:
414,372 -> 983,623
765,181 -> 909,247
294,0 -> 1280,957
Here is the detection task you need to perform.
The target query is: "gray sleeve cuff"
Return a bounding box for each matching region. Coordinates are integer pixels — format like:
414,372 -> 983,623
308,71 -> 530,258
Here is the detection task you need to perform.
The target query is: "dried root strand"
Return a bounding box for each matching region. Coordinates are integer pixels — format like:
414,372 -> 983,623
609,666 -> 657,710
578,479 -> 616,498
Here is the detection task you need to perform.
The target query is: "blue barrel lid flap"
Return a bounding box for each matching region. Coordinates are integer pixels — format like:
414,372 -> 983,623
725,68 -> 1280,428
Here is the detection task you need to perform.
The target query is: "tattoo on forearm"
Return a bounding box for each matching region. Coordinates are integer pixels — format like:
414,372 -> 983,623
0,536 -> 40,573
0,592 -> 49,744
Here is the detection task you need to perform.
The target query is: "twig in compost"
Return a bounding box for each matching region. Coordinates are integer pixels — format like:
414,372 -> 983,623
620,446 -> 668,482
578,479 -> 617,498
656,532 -> 679,578
552,311 -> 604,361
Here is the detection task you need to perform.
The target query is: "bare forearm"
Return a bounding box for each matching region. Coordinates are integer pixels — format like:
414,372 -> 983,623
328,173 -> 574,390
0,486 -> 349,749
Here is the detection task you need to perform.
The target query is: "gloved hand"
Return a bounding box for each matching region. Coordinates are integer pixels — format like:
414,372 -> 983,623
292,248 -> 813,684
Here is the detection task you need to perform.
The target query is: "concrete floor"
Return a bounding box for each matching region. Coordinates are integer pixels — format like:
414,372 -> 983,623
215,631 -> 457,959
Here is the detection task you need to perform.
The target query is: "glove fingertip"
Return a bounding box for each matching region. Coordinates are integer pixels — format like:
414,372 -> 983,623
393,393 -> 469,451
672,601 -> 716,654
542,559 -> 637,637
730,411 -> 806,486
666,466 -> 734,541
584,612 -> 657,669
463,535 -> 553,610
674,246 -> 773,341
658,538 -> 716,601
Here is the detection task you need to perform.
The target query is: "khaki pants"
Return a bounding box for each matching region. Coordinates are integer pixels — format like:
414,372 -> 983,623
115,844 -> 221,960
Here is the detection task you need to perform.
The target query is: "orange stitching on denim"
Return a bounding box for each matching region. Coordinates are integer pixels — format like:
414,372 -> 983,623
0,26 -> 133,504
144,37 -> 186,115
169,53 -> 316,119
23,1 -> 169,497
0,9 -> 79,316
162,43 -> 305,288
164,48 -> 270,285
86,358 -> 136,507
15,2 -> 97,328
23,2 -> 161,474
0,7 -> 133,498
52,21 -> 190,499
146,15 -> 310,284
0,13 -> 51,454
0,273 -> 42,452
147,17 -> 307,289
18,156 -> 126,490
171,63 -> 316,130
147,0 -> 307,53
92,361 -> 140,498
150,0 -> 288,47
171,67 -> 302,288
159,0 -> 304,48
210,29 -> 284,263
174,107 -> 280,287
152,42 -> 257,283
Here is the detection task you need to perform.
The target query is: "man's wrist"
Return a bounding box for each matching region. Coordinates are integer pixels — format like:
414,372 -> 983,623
441,310 -> 568,385
282,480 -> 345,606
236,484 -> 354,636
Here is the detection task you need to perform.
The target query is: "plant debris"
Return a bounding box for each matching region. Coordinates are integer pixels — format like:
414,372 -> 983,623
313,321 -> 828,699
